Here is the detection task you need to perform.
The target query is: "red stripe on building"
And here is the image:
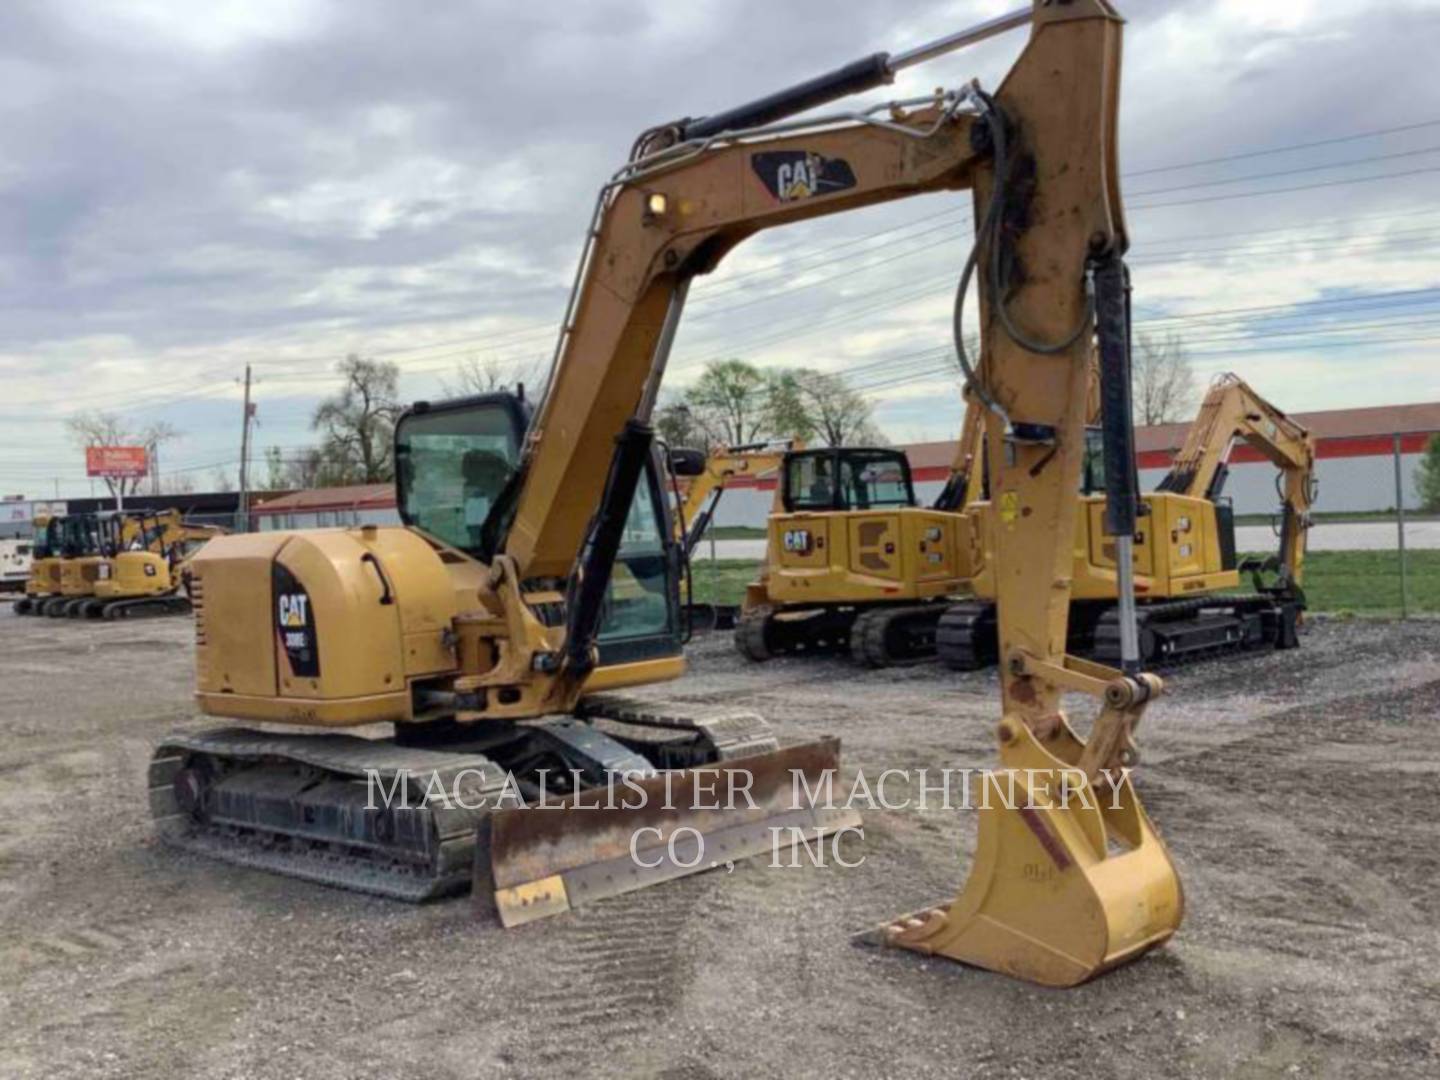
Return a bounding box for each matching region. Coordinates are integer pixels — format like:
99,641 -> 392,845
722,431 -> 1438,488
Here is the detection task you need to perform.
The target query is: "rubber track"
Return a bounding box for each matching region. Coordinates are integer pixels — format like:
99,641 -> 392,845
150,728 -> 506,902
153,698 -> 784,902
849,605 -> 946,668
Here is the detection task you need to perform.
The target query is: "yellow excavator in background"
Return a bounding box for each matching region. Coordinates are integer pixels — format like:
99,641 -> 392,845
78,509 -> 227,619
36,513 -> 119,617
940,371 -> 1316,668
734,355 -> 1094,668
734,392 -> 993,666
152,0 -> 1180,986
13,513 -> 58,615
735,432 -> 981,665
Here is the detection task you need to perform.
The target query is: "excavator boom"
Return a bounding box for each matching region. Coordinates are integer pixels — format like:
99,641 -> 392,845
1157,372 -> 1316,584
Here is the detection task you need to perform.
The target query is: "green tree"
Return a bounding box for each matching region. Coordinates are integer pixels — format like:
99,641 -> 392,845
685,359 -> 770,446
1417,433 -> 1440,512
764,371 -> 816,443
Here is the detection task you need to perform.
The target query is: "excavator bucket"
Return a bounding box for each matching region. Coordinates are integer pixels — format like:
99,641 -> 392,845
866,720 -> 1183,987
479,738 -> 859,926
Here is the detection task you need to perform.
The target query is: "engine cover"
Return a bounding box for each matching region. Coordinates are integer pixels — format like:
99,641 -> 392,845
191,527 -> 462,727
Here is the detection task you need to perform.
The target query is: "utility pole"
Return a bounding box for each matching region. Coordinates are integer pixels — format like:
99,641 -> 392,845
150,439 -> 160,496
237,364 -> 255,532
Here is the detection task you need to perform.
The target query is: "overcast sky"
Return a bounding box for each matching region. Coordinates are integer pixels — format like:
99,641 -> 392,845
4,0 -> 1440,497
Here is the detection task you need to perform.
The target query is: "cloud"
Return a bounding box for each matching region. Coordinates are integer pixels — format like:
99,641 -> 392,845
2,0 -> 1440,492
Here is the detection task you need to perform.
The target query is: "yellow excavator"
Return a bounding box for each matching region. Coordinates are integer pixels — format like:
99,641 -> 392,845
152,0 -> 1181,986
734,396 -> 986,665
12,513 -> 58,615
940,371 -> 1316,668
77,509 -> 227,619
32,512 -> 117,617
734,349 -> 1103,667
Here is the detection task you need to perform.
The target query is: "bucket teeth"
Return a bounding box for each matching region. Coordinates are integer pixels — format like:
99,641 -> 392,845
862,720 -> 1182,987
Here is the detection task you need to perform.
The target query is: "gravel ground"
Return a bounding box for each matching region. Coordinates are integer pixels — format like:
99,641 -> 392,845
1,612 -> 1438,1078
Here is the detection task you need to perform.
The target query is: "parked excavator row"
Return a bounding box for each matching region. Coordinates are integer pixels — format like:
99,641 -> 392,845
13,509 -> 225,618
735,371 -> 1315,669
149,0 -> 1182,988
14,513 -> 113,615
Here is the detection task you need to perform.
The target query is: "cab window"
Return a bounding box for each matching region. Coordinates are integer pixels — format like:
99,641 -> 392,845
598,475 -> 673,642
840,450 -> 912,509
396,401 -> 523,553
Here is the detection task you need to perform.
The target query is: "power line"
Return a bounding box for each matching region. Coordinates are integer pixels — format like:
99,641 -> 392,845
1128,144 -> 1440,198
1125,118 -> 1440,177
1131,164 -> 1440,210
8,128 -> 1440,423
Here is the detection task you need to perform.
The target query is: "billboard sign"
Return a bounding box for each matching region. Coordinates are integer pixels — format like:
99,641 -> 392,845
86,446 -> 149,478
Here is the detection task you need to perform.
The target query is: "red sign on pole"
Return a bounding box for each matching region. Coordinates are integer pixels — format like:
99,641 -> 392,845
85,446 -> 149,478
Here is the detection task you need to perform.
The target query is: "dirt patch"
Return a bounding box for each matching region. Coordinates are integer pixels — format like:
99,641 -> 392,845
1,614 -> 1437,1078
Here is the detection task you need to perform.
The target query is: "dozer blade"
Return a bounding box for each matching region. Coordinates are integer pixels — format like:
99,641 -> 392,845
863,720 -> 1182,987
480,737 -> 859,927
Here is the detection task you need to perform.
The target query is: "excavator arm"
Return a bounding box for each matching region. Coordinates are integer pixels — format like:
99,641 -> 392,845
502,97 -> 986,586
493,0 -> 1177,983
1157,372 -> 1316,587
676,441 -> 795,557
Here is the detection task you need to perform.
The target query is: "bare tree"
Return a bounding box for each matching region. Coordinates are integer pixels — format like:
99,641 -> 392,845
1134,332 -> 1197,426
209,468 -> 234,493
65,411 -> 182,500
787,369 -> 883,446
442,355 -> 547,400
654,395 -> 706,450
159,472 -> 197,495
312,354 -> 403,483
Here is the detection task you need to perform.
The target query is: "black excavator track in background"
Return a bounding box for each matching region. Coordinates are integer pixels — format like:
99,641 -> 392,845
934,601 -> 999,671
76,594 -> 193,620
935,592 -> 1303,671
734,606 -> 856,662
848,604 -> 951,668
735,603 -> 951,667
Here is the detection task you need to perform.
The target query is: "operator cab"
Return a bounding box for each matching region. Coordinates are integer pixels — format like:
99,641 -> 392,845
393,393 -> 685,666
32,520 -> 56,560
60,513 -> 103,558
781,447 -> 916,513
